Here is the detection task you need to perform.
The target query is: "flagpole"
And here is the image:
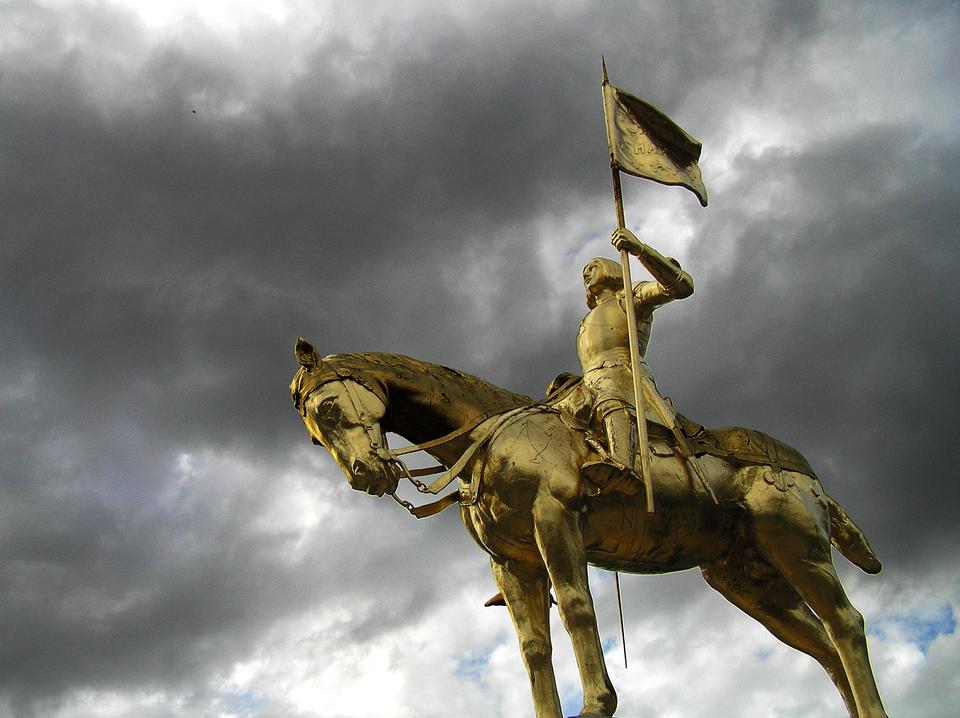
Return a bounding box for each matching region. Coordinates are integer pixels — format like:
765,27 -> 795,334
603,59 -> 655,513
610,165 -> 655,514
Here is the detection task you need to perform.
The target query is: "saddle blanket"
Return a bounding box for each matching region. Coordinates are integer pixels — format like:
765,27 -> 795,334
678,415 -> 818,480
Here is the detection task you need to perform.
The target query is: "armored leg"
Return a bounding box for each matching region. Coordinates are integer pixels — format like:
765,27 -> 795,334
581,403 -> 641,494
602,408 -> 637,470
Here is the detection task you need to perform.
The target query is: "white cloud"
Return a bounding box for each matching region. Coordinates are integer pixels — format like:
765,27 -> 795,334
111,0 -> 291,33
2,0 -> 958,716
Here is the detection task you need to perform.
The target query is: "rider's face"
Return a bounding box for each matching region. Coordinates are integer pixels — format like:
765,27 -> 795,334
583,262 -> 606,308
583,263 -> 600,292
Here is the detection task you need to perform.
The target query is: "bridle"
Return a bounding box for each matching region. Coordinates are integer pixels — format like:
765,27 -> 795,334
293,364 -> 521,519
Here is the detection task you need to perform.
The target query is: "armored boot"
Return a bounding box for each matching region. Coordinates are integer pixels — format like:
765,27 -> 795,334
603,409 -> 638,470
582,408 -> 642,494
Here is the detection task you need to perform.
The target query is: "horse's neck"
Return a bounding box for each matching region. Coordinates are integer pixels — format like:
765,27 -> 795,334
358,354 -> 528,465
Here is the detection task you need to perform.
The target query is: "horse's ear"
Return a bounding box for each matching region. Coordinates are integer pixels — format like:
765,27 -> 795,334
295,336 -> 320,369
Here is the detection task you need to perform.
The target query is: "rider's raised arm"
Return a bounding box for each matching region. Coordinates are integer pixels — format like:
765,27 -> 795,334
611,228 -> 693,310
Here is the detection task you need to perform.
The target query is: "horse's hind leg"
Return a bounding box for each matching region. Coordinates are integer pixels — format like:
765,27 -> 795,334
532,485 -> 617,717
701,557 -> 858,717
491,559 -> 563,718
749,485 -> 887,718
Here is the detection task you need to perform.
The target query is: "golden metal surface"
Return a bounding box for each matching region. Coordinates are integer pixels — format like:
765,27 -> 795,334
600,63 -> 711,512
601,60 -> 708,206
577,228 -> 693,503
287,62 -> 886,718
291,339 -> 888,718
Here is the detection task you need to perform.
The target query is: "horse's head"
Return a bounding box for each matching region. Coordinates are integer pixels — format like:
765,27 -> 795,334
291,338 -> 399,497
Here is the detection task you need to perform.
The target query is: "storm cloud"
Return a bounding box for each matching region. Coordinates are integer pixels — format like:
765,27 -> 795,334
1,1 -> 958,716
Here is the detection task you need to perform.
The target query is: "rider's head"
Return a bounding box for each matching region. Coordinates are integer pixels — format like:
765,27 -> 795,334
583,257 -> 622,309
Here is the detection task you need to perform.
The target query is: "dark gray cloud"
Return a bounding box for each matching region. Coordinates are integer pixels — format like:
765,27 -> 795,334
665,123 -> 960,559
1,0 -> 958,716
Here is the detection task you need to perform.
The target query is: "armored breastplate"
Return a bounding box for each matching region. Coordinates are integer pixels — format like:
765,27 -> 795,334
577,298 -> 652,371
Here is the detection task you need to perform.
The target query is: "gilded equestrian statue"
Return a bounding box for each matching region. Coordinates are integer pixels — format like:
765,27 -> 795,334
290,340 -> 887,718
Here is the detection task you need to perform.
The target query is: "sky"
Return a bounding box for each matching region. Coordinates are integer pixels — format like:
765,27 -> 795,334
1,0 -> 958,716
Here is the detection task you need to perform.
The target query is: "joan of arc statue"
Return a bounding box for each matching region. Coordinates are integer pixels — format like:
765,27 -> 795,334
578,227 -> 693,491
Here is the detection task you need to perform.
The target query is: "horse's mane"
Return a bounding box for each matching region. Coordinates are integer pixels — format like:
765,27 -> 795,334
323,352 -> 534,408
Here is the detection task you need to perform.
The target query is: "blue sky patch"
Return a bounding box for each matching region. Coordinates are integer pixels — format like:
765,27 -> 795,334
560,684 -> 583,718
753,647 -> 773,662
455,649 -> 492,680
869,603 -> 956,654
219,690 -> 270,716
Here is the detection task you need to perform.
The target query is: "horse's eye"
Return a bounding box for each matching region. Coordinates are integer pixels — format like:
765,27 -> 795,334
318,397 -> 337,415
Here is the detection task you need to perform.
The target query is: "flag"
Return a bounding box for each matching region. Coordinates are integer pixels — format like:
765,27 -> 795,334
601,64 -> 708,207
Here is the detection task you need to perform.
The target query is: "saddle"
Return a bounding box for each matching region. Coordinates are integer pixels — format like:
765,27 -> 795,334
544,372 -> 817,493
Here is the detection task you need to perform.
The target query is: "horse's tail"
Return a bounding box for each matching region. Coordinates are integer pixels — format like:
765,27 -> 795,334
826,495 -> 882,574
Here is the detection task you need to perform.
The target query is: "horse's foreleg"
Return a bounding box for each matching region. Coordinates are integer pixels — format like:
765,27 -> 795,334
491,559 -> 563,718
701,558 -> 859,717
533,492 -> 617,717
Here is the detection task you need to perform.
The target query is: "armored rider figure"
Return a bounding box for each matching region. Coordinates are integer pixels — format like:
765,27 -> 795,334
579,227 -> 693,491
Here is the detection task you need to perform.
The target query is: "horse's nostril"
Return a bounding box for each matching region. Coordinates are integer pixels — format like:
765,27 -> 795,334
351,458 -> 366,476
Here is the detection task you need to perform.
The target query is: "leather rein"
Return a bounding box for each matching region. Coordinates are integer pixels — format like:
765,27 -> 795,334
293,364 -> 535,519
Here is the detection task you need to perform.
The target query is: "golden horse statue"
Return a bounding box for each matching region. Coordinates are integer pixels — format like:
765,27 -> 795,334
290,339 -> 887,718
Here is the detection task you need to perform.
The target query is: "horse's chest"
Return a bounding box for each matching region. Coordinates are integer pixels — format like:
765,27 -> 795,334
459,469 -> 543,564
460,502 -> 540,564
